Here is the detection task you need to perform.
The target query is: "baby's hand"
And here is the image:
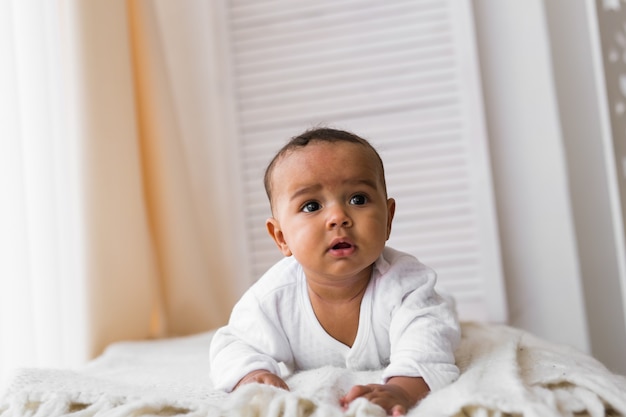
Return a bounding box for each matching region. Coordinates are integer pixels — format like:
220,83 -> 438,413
234,370 -> 289,391
339,377 -> 429,416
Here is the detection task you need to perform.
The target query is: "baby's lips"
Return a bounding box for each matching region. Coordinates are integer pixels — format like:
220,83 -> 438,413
328,237 -> 354,250
333,242 -> 352,250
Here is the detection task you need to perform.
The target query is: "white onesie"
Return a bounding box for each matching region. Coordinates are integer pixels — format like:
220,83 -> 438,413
210,246 -> 460,392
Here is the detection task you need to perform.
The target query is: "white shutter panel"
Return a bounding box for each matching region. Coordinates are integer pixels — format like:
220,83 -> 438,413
225,0 -> 506,322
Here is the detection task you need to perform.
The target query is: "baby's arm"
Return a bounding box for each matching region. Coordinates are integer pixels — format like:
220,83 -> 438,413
343,254 -> 460,414
383,262 -> 461,392
340,376 -> 429,416
210,290 -> 294,392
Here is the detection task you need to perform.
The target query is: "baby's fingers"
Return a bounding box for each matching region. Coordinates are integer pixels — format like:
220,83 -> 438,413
259,373 -> 289,390
391,404 -> 407,416
340,384 -> 373,407
340,384 -> 412,416
235,370 -> 289,391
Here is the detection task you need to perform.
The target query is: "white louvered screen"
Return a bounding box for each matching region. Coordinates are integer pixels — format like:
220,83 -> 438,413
224,0 -> 506,322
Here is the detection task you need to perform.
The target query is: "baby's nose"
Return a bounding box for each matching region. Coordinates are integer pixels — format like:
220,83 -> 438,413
327,207 -> 352,228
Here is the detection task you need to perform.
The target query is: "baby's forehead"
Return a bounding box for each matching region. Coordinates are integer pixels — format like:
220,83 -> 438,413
281,140 -> 378,164
272,142 -> 386,187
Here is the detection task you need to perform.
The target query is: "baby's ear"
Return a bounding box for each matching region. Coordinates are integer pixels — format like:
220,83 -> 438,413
386,198 -> 396,240
266,218 -> 292,256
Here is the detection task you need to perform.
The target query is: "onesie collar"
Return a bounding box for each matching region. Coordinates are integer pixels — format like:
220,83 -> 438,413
372,249 -> 391,277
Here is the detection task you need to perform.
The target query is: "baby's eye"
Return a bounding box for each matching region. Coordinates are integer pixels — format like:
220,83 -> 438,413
349,195 -> 368,205
301,201 -> 321,213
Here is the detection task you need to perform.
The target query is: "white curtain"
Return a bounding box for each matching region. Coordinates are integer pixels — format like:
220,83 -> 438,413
0,0 -> 243,384
0,0 -> 89,381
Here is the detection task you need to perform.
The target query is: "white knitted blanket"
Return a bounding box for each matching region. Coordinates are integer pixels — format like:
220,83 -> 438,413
1,322 -> 625,417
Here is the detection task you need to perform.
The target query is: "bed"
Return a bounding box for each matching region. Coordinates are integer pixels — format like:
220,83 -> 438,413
1,321 -> 625,417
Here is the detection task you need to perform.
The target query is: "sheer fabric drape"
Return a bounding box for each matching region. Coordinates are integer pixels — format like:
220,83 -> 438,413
0,0 -> 242,383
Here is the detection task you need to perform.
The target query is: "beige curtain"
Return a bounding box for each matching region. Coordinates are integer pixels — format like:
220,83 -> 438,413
73,0 -> 245,355
0,0 -> 243,377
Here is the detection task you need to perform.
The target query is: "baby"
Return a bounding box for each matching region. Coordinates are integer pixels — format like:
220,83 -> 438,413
210,128 -> 460,415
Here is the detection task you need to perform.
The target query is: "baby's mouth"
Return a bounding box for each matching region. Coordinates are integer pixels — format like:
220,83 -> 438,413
332,242 -> 352,250
328,239 -> 355,256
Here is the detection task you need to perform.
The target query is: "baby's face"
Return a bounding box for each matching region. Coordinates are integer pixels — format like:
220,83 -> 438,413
266,141 -> 395,284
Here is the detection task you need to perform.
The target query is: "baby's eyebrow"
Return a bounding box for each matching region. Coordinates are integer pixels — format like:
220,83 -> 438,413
289,184 -> 322,202
346,178 -> 378,190
289,178 -> 379,202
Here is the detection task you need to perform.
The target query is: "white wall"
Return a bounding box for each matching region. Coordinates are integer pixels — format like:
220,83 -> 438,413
473,0 -> 626,374
471,0 -> 591,353
544,0 -> 626,374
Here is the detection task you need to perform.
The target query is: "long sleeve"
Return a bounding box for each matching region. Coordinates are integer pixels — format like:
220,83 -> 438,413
378,249 -> 461,391
209,289 -> 294,392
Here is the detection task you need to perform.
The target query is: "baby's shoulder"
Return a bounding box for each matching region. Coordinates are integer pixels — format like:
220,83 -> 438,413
374,247 -> 437,294
228,257 -> 302,323
246,256 -> 302,301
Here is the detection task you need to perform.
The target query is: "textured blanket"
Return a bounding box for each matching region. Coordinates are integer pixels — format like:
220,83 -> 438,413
1,322 -> 625,417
